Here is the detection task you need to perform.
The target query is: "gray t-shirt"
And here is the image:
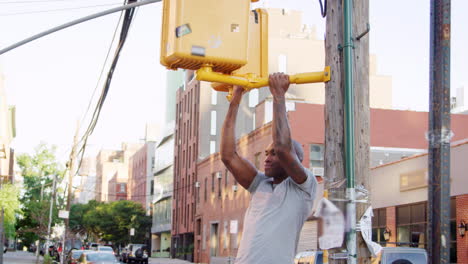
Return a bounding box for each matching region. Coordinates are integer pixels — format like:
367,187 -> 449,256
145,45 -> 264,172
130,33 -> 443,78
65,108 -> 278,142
235,168 -> 317,264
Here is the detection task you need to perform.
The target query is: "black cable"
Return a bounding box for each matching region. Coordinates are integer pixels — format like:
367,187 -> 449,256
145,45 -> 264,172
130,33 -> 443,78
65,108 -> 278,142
318,0 -> 327,18
75,0 -> 137,174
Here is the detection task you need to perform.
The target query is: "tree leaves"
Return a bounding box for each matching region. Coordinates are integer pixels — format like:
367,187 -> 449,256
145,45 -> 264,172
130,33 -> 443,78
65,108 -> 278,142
70,200 -> 151,246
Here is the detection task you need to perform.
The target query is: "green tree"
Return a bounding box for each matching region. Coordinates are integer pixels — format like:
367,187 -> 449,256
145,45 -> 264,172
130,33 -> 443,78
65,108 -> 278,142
15,143 -> 65,247
70,200 -> 151,246
0,184 -> 21,238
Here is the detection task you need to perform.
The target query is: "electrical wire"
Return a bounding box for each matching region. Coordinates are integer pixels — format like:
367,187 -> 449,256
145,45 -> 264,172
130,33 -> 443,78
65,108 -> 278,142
0,2 -> 121,16
318,0 -> 327,18
74,0 -> 137,175
79,11 -> 124,127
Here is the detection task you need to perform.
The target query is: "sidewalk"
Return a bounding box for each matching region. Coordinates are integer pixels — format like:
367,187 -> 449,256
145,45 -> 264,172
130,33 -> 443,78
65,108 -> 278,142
149,257 -> 193,264
3,250 -> 43,264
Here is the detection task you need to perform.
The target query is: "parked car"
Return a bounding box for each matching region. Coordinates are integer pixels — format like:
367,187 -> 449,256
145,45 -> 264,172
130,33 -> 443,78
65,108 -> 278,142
97,246 -> 115,255
77,251 -> 119,264
372,247 -> 428,264
294,251 -> 323,264
126,244 -> 148,264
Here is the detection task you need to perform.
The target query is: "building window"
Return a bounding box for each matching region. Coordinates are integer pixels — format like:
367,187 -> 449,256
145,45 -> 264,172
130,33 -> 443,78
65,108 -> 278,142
225,169 -> 229,188
210,141 -> 216,154
150,180 -> 154,195
211,90 -> 217,105
309,144 -> 324,168
212,173 -> 215,193
211,111 -> 217,135
188,174 -> 191,193
372,208 -> 387,246
218,175 -> 222,198
204,178 -> 208,202
188,147 -> 191,169
396,202 -> 426,248
119,183 -> 125,193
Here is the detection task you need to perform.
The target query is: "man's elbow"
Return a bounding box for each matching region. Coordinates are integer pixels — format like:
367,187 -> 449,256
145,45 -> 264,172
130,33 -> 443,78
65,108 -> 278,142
220,153 -> 233,166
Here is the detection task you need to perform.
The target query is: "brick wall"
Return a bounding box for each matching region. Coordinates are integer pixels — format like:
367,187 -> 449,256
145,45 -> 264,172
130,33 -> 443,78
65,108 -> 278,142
456,194 -> 468,263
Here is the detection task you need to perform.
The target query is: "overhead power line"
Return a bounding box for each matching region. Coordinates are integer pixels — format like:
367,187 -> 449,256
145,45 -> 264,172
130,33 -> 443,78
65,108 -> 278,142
0,0 -> 161,55
0,3 -> 122,16
0,0 -> 116,4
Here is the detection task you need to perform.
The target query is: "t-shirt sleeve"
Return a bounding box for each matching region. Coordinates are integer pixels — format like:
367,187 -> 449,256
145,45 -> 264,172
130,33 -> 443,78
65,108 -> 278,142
247,172 -> 267,193
290,167 -> 317,198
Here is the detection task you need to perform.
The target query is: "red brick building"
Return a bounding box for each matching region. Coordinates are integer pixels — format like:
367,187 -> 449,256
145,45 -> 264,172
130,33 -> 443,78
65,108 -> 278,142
172,71 -> 200,260
108,172 -> 127,201
195,101 -> 468,264
128,144 -> 149,208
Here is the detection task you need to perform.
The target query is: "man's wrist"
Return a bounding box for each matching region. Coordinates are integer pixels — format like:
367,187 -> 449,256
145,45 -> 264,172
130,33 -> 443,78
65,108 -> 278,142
273,96 -> 286,103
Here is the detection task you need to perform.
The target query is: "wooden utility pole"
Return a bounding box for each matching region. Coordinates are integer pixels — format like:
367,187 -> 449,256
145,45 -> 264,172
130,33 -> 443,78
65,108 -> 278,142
62,121 -> 79,263
324,0 -> 370,263
427,1 -> 451,263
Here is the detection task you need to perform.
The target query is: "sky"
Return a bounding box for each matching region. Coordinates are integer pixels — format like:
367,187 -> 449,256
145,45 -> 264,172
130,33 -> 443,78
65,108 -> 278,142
0,0 -> 467,161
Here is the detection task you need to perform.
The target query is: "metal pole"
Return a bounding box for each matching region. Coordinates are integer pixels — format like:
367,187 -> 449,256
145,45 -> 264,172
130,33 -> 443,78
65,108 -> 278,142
428,0 -> 451,263
0,0 -> 161,55
46,175 -> 57,248
343,0 -> 356,263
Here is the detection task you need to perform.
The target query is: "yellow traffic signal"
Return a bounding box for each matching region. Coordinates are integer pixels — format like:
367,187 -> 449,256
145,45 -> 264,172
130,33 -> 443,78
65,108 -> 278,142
160,0 -> 252,74
210,9 -> 269,95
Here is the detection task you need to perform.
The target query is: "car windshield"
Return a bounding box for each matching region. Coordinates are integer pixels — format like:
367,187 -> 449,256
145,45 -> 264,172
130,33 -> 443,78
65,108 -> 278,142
385,252 -> 427,264
100,247 -> 113,251
86,253 -> 116,261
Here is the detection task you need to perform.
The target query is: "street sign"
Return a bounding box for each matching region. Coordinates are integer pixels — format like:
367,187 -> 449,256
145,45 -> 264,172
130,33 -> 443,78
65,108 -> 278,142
130,228 -> 135,236
59,210 -> 69,219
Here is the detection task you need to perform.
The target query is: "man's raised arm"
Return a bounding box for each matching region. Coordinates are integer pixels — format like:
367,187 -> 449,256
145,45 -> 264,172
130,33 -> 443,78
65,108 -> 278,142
269,73 -> 308,184
220,86 -> 257,190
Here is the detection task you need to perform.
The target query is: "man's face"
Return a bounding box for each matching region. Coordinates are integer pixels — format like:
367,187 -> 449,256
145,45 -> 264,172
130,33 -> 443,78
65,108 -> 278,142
264,143 -> 286,177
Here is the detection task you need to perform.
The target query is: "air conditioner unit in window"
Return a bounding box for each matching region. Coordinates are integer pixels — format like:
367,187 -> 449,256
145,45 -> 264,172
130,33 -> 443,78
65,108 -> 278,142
195,182 -> 200,188
216,172 -> 222,179
312,167 -> 324,176
232,185 -> 238,192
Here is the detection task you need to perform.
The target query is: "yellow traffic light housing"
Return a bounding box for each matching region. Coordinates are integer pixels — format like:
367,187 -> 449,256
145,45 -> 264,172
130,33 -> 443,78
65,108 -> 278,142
160,0 -> 251,74
160,1 -> 331,101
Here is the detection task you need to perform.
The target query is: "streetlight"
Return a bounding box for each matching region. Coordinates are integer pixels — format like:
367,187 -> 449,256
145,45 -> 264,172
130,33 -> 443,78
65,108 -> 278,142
458,220 -> 466,237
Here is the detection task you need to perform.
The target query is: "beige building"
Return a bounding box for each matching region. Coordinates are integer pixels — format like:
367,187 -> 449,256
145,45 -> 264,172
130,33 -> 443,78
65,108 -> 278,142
267,9 -> 392,108
371,139 -> 468,263
95,143 -> 142,202
0,70 -> 16,184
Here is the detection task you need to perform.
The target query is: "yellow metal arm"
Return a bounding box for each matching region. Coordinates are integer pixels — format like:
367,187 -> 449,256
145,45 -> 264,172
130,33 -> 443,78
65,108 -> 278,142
196,65 -> 331,101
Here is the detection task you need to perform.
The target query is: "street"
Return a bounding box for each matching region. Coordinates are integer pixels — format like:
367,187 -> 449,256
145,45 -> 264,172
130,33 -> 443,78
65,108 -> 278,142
2,250 -> 191,264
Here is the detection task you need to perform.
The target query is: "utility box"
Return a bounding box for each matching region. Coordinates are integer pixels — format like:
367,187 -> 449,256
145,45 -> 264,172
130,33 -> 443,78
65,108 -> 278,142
212,8 -> 269,92
160,0 -> 251,74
